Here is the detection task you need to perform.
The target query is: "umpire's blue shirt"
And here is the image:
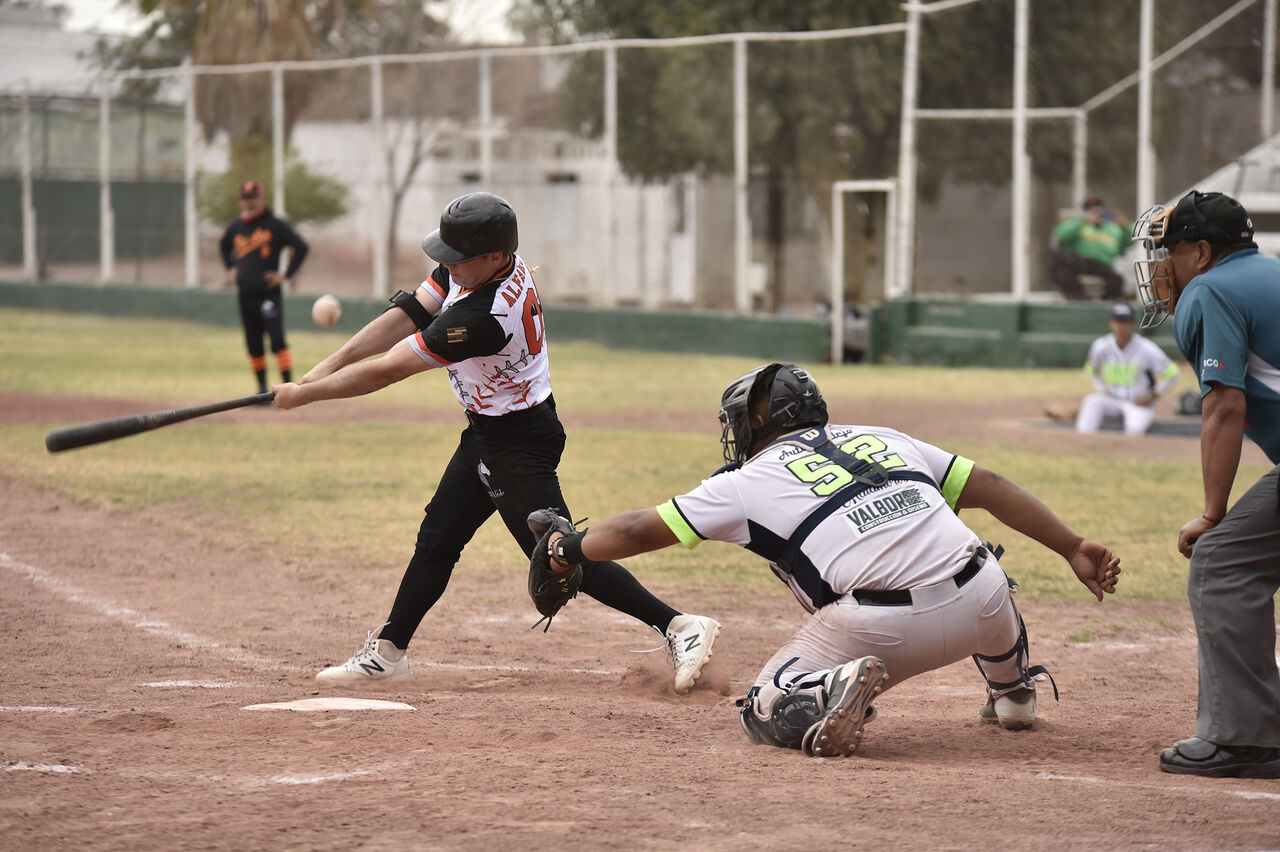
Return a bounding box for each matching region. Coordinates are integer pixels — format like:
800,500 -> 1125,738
1174,247 -> 1280,463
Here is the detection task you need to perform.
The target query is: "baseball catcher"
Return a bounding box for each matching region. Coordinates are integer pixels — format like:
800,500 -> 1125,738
538,363 -> 1120,758
526,509 -> 584,630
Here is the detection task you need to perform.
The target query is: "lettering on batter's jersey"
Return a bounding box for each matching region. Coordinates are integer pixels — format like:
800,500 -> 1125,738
408,255 -> 552,416
783,432 -> 906,496
843,486 -> 929,533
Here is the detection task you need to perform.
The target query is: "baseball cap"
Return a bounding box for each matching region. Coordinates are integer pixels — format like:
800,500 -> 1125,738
239,179 -> 264,199
1161,191 -> 1255,248
1109,302 -> 1135,322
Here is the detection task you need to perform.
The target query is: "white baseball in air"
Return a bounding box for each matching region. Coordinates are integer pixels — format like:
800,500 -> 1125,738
311,294 -> 342,328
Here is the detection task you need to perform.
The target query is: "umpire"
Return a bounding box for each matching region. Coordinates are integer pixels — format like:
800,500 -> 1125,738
1133,190 -> 1280,778
219,179 -> 309,394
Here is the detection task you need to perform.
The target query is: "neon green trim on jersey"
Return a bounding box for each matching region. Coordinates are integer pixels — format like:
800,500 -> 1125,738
1082,364 -> 1094,376
941,455 -> 976,510
657,500 -> 703,549
1157,362 -> 1179,382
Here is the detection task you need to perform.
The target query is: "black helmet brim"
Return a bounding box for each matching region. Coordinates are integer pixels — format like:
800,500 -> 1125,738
421,229 -> 476,264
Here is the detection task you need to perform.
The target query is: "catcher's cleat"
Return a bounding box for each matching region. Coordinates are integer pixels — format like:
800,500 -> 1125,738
665,614 -> 720,695
1158,737 -> 1280,778
979,686 -> 1036,730
802,656 -> 888,758
316,629 -> 411,686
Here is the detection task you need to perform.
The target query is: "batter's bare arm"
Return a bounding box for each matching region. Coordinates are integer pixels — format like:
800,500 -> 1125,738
548,508 -> 679,567
957,465 -> 1120,600
274,338 -> 428,409
302,306 -> 419,384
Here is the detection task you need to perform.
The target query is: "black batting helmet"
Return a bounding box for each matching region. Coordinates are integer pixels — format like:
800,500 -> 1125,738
421,192 -> 518,263
719,363 -> 828,465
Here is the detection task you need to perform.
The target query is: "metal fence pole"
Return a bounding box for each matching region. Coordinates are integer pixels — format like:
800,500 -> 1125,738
184,66 -> 198,288
98,82 -> 114,285
370,58 -> 389,298
1072,110 -> 1087,210
272,65 -> 285,217
1263,0 -> 1276,140
1137,0 -> 1156,212
894,7 -> 921,299
479,52 -> 493,185
733,36 -> 750,314
20,82 -> 36,281
603,44 -> 618,308
1011,0 -> 1030,298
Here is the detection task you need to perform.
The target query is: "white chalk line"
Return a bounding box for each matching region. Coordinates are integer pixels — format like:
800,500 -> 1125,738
1033,772 -> 1280,803
1,551 -> 624,682
0,551 -> 296,672
0,705 -> 88,713
3,760 -> 90,774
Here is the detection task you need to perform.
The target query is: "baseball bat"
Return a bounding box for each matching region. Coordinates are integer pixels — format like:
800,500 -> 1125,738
44,392 -> 274,453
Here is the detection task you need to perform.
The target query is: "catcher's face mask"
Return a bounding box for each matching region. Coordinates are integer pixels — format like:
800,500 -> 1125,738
1131,204 -> 1177,329
719,366 -> 767,466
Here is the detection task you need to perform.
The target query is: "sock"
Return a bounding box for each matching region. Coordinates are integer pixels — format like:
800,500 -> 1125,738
580,560 -> 680,633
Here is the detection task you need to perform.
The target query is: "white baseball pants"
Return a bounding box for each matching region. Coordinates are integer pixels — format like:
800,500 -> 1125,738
751,557 -> 1024,717
1075,393 -> 1156,435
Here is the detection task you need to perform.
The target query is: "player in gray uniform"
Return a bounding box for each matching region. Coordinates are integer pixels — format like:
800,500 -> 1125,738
539,364 -> 1120,757
1132,190 -> 1280,778
271,192 -> 719,694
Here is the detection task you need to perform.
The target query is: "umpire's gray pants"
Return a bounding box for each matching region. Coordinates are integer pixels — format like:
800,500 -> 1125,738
1188,463 -> 1280,748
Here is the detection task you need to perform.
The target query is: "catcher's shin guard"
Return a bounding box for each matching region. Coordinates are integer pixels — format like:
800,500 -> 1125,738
972,601 -> 1059,700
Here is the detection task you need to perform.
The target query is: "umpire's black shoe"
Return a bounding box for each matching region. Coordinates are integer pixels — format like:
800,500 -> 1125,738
1159,737 -> 1280,778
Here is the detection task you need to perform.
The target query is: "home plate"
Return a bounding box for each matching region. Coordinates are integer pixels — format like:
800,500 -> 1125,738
243,697 -> 416,712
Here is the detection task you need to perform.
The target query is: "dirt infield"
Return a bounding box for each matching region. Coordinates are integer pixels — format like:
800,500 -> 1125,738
2,394 -> 1278,851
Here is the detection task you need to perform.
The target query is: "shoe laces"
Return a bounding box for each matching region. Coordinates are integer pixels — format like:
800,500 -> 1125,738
351,623 -> 389,663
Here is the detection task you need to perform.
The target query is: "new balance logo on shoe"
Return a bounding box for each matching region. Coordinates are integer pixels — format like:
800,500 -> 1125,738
359,659 -> 387,676
683,635 -> 701,653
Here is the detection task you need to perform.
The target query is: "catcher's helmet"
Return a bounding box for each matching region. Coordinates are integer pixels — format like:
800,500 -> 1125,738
421,192 -> 518,264
719,363 -> 828,465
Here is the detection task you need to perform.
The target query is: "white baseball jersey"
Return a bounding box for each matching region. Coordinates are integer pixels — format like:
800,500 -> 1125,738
1083,333 -> 1179,402
657,423 -> 982,613
407,253 -> 552,416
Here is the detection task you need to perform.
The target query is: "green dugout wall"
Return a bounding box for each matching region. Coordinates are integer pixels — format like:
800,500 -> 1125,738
0,282 -> 1177,367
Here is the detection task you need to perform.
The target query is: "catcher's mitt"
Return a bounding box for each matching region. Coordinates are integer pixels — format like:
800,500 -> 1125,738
526,508 -> 584,632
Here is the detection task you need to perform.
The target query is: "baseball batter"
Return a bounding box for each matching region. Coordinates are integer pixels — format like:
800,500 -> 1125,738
1076,301 -> 1180,435
538,364 -> 1120,757
271,192 -> 719,693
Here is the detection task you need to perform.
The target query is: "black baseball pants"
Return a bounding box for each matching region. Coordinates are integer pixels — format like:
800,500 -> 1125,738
379,397 -> 680,649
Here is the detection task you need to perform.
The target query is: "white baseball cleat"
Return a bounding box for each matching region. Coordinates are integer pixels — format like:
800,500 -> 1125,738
979,686 -> 1036,730
316,629 -> 411,686
665,614 -> 721,695
802,656 -> 888,758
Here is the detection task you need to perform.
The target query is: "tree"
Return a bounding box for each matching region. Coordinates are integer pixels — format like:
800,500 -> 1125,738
511,0 -> 1256,305
196,134 -> 349,226
96,0 -> 458,279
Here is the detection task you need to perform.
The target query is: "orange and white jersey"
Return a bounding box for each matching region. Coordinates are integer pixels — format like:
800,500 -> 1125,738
407,253 -> 552,416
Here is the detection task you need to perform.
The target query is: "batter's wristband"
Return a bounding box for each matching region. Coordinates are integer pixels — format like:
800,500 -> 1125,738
555,531 -> 588,565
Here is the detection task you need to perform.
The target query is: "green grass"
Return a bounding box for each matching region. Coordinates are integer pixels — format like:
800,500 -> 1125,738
2,307 -> 1267,604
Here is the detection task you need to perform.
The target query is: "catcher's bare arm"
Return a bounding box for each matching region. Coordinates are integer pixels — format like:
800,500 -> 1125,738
546,508 -> 678,568
956,465 -> 1121,600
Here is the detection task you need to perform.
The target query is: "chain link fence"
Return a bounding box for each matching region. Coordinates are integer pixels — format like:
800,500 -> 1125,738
2,0 -> 1276,342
